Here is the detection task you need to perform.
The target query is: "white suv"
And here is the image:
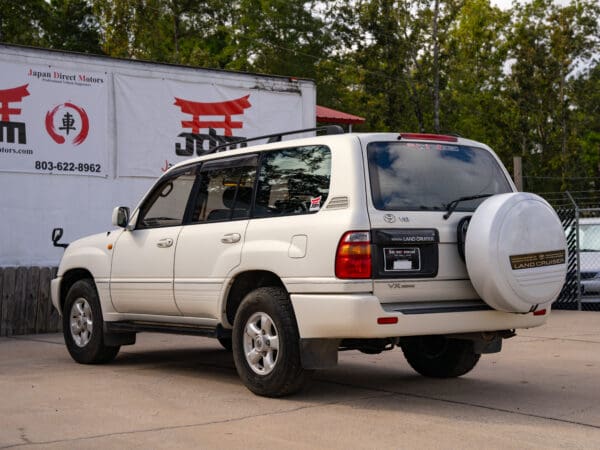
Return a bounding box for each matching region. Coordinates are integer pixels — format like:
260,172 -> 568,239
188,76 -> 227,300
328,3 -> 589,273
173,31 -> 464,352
51,128 -> 567,397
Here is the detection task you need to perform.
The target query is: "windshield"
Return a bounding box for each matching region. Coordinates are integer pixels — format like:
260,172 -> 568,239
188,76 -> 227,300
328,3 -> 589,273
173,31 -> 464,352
580,224 -> 600,251
367,142 -> 512,211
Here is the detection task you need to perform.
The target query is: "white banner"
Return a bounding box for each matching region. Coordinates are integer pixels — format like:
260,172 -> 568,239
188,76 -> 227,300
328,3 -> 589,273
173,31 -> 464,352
115,74 -> 304,177
0,61 -> 109,177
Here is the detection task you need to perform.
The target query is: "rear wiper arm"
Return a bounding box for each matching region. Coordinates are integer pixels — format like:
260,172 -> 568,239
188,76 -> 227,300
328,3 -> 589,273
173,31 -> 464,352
443,194 -> 494,220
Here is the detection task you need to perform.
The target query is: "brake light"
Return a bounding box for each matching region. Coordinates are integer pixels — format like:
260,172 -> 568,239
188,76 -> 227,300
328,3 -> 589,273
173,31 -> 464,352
533,309 -> 547,316
399,133 -> 458,143
336,231 -> 372,279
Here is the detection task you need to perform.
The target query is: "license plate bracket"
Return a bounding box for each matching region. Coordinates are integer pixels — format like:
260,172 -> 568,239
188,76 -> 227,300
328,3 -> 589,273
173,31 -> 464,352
384,247 -> 421,272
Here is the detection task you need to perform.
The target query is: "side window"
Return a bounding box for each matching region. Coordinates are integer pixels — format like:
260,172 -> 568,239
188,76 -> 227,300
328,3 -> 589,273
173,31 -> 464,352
191,155 -> 258,223
137,167 -> 197,229
254,145 -> 331,218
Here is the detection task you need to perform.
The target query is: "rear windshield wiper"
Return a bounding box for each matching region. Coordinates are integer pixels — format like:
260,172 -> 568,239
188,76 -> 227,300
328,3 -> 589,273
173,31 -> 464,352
443,194 -> 494,220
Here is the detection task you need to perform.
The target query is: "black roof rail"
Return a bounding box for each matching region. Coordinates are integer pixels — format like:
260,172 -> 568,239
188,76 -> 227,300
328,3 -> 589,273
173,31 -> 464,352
208,125 -> 344,154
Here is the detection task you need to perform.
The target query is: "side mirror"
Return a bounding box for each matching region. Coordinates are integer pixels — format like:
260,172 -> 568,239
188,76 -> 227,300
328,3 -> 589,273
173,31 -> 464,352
52,227 -> 68,249
112,206 -> 130,228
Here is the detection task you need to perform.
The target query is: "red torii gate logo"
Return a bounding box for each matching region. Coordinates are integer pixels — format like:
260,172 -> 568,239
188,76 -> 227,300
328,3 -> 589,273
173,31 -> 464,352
0,84 -> 30,145
173,95 -> 251,156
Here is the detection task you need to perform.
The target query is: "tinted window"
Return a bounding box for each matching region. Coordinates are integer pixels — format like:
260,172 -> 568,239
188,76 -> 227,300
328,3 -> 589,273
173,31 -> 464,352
254,146 -> 331,218
367,142 -> 511,211
191,155 -> 258,223
137,167 -> 197,229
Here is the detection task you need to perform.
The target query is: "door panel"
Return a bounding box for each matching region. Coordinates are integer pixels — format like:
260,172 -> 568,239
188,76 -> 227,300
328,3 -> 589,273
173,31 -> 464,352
110,227 -> 182,315
109,166 -> 197,316
173,154 -> 258,318
174,221 -> 249,317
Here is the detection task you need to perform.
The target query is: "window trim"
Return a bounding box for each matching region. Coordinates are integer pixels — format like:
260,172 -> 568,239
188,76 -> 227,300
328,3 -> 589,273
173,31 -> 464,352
186,154 -> 260,225
134,143 -> 332,229
135,164 -> 201,230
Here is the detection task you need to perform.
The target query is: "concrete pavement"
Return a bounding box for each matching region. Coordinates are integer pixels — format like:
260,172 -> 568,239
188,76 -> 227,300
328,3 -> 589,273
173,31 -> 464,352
1,310 -> 600,449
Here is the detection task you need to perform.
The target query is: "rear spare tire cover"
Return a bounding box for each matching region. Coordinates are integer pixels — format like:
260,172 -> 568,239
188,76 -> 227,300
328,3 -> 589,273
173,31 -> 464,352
465,193 -> 567,313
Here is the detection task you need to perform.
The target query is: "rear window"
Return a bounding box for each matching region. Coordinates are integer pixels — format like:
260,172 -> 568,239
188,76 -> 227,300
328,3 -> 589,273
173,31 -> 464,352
367,142 -> 511,211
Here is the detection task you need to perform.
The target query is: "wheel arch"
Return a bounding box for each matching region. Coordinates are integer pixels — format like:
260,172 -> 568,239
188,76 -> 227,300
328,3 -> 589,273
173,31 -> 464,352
59,268 -> 95,314
223,270 -> 286,327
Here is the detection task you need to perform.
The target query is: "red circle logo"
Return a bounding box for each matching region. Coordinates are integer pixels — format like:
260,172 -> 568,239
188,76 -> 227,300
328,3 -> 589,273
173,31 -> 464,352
45,103 -> 89,146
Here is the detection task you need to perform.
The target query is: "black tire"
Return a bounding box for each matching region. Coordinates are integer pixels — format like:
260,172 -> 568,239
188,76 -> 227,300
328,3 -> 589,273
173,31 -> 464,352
400,336 -> 480,378
63,279 -> 120,364
232,287 -> 311,397
217,336 -> 232,351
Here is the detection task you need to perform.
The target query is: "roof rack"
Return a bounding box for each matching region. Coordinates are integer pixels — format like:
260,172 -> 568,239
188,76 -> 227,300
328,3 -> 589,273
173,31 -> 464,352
208,125 -> 344,154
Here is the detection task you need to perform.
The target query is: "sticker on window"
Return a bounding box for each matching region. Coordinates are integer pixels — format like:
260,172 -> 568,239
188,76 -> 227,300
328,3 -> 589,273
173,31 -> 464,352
309,196 -> 322,212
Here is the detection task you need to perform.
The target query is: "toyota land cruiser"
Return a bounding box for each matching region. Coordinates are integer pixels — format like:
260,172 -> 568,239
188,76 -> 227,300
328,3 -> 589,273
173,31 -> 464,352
51,128 -> 567,397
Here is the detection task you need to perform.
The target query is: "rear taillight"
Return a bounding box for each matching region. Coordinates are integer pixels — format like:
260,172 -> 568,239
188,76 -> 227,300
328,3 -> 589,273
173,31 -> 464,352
336,231 -> 372,279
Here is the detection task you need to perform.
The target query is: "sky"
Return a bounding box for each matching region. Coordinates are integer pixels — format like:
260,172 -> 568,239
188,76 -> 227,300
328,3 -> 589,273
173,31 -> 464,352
490,0 -> 571,8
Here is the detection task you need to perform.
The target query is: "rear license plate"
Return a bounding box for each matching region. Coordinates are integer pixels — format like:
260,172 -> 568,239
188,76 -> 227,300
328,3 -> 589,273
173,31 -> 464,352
384,247 -> 420,271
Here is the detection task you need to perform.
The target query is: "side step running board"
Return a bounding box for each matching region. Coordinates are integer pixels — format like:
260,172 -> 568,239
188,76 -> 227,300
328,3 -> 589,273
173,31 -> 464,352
106,321 -> 231,339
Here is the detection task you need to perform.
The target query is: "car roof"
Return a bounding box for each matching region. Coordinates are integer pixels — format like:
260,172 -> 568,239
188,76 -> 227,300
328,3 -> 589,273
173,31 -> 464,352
167,132 -> 492,173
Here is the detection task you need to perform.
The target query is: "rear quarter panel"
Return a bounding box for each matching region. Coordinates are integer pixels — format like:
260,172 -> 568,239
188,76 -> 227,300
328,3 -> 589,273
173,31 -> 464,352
238,135 -> 372,292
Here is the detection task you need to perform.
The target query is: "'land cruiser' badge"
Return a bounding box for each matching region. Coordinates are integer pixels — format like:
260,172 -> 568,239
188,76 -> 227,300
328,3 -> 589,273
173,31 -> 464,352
509,250 -> 566,270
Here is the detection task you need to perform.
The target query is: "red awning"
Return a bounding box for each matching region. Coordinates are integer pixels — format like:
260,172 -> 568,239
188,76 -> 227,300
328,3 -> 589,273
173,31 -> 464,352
316,105 -> 365,125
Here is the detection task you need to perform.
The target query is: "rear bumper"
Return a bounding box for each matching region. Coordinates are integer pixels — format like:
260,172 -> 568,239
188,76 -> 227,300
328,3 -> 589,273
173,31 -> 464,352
290,293 -> 548,339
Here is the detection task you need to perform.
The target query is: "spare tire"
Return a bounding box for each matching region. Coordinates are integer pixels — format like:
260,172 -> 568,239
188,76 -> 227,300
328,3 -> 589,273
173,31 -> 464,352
465,193 -> 567,313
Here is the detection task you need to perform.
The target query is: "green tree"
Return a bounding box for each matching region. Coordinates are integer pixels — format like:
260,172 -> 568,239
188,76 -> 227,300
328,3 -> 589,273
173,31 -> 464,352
46,0 -> 103,53
227,0 -> 332,78
505,0 -> 599,191
572,63 -> 600,187
341,0 -> 466,133
349,0 -> 425,131
443,0 -> 509,152
0,0 -> 48,46
94,0 -> 237,68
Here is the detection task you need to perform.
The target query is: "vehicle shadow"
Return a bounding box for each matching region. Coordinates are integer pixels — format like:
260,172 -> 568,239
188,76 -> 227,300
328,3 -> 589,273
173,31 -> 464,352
307,359 -> 600,429
105,342 -> 600,429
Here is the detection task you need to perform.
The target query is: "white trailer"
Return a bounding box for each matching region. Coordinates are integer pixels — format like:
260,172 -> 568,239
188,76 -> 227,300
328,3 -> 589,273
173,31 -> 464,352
0,44 -> 316,267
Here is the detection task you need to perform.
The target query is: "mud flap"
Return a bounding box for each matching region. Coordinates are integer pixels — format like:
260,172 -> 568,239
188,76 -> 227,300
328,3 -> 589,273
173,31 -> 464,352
300,338 -> 340,369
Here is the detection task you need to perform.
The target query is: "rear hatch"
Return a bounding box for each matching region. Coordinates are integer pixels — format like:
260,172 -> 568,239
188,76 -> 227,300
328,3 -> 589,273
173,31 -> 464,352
361,134 -> 514,313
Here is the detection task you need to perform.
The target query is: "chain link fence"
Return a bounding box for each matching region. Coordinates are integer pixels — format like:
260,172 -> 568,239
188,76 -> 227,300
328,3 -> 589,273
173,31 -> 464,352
539,191 -> 600,311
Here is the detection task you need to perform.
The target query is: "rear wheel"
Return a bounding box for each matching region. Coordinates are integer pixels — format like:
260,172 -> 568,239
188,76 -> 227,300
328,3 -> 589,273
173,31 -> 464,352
401,336 -> 480,378
232,287 -> 311,397
63,279 -> 120,364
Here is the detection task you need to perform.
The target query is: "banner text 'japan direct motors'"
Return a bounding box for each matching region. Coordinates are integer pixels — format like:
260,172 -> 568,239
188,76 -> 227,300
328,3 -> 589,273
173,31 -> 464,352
0,62 -> 109,177
114,74 -> 304,177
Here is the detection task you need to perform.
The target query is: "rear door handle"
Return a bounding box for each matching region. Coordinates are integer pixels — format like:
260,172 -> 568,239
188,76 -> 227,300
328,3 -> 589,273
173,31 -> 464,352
156,238 -> 174,248
221,233 -> 241,244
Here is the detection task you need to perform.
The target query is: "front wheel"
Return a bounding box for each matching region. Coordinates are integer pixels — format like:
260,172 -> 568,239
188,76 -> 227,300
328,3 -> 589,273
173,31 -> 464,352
400,336 -> 480,378
63,279 -> 120,364
232,287 -> 311,397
